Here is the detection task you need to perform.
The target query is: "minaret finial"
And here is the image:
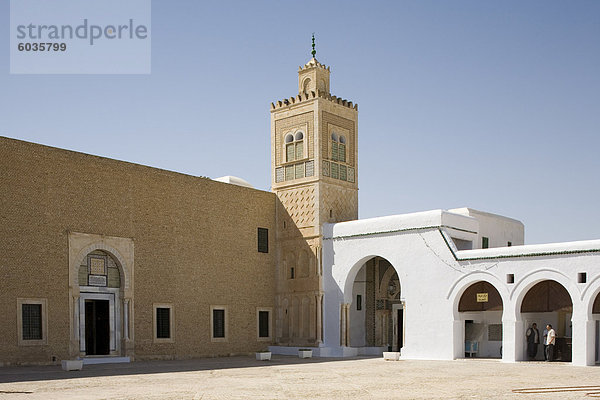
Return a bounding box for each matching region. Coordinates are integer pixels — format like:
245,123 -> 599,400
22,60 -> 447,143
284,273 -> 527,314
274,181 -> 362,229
311,33 -> 316,59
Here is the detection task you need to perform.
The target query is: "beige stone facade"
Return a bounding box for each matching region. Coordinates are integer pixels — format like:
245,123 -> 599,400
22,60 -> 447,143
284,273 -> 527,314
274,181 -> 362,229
0,137 -> 276,365
1,53 -> 360,364
271,57 -> 358,346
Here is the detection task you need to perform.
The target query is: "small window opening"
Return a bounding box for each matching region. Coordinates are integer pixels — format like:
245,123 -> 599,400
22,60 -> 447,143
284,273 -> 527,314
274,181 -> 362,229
507,273 -> 515,284
482,237 -> 489,249
22,304 -> 42,341
578,272 -> 587,284
329,209 -> 333,218
258,228 -> 268,253
156,307 -> 171,339
290,267 -> 295,279
212,309 -> 225,338
356,295 -> 362,311
258,311 -> 270,338
507,241 -> 512,247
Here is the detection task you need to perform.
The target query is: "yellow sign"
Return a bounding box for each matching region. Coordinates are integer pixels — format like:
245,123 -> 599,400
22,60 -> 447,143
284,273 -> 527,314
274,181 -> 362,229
476,293 -> 489,302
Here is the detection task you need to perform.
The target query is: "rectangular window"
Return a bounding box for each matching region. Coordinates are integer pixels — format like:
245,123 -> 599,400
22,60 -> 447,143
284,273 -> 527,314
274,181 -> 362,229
156,307 -> 171,339
482,237 -> 489,249
356,294 -> 362,311
339,165 -> 347,181
258,311 -> 269,338
578,272 -> 587,284
305,160 -> 314,177
213,309 -> 225,338
17,298 -> 47,346
295,163 -> 304,179
22,304 -> 42,340
507,241 -> 512,247
286,143 -> 295,162
339,143 -> 346,162
258,228 -> 268,253
295,142 -> 303,160
285,165 -> 294,181
330,162 -> 339,179
331,142 -> 338,161
153,303 -> 174,342
275,167 -> 284,183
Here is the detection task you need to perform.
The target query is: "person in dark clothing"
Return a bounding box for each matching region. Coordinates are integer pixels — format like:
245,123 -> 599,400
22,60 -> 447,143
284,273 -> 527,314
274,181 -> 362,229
526,323 -> 540,360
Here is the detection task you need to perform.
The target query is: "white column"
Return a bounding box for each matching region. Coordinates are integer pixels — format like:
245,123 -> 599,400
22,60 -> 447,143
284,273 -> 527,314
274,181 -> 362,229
572,316 -> 595,366
316,294 -> 323,344
123,298 -> 130,340
503,318 -> 522,362
73,295 -> 80,341
452,319 -> 463,359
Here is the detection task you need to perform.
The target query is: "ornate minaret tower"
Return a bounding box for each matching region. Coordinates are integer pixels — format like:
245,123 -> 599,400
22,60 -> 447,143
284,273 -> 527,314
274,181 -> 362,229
271,36 -> 358,346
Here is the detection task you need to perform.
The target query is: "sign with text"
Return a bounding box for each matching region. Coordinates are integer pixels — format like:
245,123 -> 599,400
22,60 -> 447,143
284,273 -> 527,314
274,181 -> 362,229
88,275 -> 107,287
10,0 -> 151,74
476,293 -> 489,302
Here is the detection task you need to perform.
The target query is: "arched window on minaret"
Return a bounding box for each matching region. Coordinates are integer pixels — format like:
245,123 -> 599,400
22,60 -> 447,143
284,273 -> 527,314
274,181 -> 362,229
331,132 -> 346,163
285,131 -> 304,163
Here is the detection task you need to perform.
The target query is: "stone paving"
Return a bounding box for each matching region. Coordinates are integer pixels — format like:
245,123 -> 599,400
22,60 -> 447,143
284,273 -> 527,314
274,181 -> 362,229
1,356 -> 600,399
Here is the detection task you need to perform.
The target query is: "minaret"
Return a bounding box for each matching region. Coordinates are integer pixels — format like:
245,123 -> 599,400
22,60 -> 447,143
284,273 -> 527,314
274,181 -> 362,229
271,35 -> 358,346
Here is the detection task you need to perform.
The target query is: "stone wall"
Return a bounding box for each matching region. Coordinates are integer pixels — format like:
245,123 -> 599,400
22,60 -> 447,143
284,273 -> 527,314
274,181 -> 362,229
0,137 -> 277,364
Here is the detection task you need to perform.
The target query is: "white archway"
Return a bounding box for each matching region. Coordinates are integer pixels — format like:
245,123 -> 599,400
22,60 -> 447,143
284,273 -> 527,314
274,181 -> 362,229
512,270 -> 576,362
449,272 -> 509,360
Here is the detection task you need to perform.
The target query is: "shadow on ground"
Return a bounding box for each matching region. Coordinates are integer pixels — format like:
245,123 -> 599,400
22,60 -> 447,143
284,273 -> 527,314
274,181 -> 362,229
0,355 -> 378,384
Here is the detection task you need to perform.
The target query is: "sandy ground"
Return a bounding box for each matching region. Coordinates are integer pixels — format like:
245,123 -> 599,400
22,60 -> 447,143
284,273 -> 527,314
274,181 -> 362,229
1,356 -> 599,399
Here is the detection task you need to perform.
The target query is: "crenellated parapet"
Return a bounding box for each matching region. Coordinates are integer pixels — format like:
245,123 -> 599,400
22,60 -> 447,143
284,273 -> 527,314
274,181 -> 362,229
271,89 -> 358,111
298,58 -> 330,73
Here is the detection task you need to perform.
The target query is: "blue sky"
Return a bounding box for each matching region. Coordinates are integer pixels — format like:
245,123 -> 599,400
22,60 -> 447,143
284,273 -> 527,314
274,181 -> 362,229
1,1 -> 599,244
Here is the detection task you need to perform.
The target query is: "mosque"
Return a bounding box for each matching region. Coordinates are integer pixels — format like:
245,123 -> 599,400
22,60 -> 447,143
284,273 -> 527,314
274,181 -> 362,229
2,44 -> 600,367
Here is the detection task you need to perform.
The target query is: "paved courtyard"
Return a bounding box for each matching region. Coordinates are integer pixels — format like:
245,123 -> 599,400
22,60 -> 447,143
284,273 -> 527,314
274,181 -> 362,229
1,356 -> 600,399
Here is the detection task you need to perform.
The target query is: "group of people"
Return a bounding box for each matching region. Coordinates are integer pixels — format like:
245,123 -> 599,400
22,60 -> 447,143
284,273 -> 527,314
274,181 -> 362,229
526,323 -> 556,361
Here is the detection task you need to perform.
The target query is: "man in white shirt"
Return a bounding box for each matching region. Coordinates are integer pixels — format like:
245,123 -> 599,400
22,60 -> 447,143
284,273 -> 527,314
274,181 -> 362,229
542,327 -> 548,360
546,324 -> 556,362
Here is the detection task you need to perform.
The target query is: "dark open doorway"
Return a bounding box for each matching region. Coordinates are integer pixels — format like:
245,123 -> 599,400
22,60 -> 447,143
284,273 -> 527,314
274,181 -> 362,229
85,299 -> 110,355
397,308 -> 403,350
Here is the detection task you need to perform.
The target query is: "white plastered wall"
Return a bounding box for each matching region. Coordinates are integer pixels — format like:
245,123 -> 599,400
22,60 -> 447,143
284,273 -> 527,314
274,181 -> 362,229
321,209 -> 600,366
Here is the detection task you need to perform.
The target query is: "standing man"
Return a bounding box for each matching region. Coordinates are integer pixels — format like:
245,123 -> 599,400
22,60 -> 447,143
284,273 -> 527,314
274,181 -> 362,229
526,323 -> 540,360
546,324 -> 556,362
542,326 -> 548,360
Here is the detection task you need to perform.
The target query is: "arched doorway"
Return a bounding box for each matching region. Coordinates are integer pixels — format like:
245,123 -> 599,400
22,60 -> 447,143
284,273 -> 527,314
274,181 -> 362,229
591,292 -> 600,363
77,250 -> 123,356
521,280 -> 573,361
458,281 -> 503,358
349,256 -> 403,352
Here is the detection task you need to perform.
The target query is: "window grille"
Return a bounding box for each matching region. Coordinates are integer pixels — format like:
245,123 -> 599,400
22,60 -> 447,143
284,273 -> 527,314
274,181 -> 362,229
258,228 -> 268,253
213,309 -> 225,338
22,304 -> 42,340
295,163 -> 304,179
285,165 -> 294,181
156,307 -> 170,339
